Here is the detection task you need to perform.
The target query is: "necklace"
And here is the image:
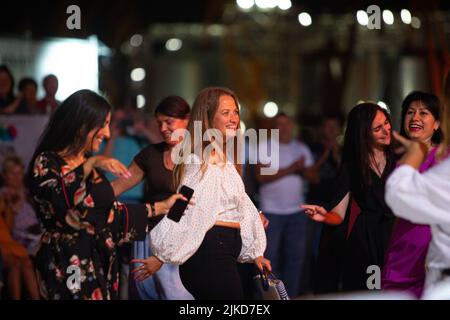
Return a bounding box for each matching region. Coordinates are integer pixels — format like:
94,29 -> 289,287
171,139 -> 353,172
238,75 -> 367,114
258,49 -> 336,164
370,153 -> 386,178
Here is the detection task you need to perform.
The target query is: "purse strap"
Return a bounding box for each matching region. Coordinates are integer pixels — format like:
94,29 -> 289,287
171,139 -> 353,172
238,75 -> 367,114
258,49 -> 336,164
60,172 -> 72,210
259,267 -> 276,290
53,154 -> 73,210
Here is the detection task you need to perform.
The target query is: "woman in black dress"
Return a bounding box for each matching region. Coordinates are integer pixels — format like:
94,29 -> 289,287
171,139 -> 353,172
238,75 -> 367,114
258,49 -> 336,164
302,103 -> 396,292
27,90 -> 185,300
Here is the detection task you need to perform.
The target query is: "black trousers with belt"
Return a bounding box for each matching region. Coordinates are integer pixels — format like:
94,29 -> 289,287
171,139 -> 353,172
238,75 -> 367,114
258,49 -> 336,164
179,226 -> 244,300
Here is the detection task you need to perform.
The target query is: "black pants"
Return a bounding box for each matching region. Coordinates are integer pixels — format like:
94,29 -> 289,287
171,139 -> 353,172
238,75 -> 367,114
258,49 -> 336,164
179,226 -> 244,300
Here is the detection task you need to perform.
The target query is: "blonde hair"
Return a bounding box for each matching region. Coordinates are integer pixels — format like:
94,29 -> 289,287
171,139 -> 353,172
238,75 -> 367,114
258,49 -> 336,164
173,87 -> 242,189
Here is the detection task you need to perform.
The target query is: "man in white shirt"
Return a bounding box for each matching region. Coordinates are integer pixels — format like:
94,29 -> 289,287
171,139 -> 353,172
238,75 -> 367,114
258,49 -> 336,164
256,113 -> 316,297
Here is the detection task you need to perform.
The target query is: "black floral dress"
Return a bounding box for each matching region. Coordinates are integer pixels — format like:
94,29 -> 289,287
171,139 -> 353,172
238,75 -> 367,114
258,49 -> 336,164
29,152 -> 148,300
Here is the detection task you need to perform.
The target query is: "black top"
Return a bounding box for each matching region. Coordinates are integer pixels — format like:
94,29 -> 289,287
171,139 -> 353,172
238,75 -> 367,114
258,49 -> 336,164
134,143 -> 175,228
323,154 -> 397,292
325,157 -> 396,220
134,142 -> 174,202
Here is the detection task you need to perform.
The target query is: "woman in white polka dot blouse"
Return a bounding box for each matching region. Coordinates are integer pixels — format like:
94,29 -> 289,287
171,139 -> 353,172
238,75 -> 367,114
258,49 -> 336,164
131,87 -> 271,300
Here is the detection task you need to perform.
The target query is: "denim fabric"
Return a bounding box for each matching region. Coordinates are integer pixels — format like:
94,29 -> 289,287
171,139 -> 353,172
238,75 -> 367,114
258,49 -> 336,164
132,234 -> 193,300
264,212 -> 307,297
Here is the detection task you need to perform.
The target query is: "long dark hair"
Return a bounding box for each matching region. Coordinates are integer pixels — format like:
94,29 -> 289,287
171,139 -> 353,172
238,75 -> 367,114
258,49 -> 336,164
342,103 -> 392,189
155,95 -> 190,119
28,89 -> 111,175
0,65 -> 15,102
400,91 -> 443,145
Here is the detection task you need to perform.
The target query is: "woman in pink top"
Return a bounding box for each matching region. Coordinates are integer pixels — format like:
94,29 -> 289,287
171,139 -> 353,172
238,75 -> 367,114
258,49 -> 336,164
381,91 -> 443,298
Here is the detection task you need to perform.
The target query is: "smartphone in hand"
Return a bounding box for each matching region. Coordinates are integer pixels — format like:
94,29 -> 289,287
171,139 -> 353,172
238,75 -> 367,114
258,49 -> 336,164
167,185 -> 194,222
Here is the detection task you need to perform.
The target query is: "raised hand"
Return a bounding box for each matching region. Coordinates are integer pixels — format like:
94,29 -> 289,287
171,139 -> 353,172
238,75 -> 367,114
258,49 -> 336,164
93,156 -> 132,178
393,131 -> 428,167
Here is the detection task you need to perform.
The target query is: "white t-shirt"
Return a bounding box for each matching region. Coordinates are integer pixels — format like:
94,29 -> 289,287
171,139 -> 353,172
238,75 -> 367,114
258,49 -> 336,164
258,139 -> 313,215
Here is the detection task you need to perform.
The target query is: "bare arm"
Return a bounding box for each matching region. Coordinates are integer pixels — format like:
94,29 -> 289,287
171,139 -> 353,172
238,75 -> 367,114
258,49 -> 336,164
83,156 -> 132,181
302,191 -> 350,225
331,191 -> 351,221
111,161 -> 145,197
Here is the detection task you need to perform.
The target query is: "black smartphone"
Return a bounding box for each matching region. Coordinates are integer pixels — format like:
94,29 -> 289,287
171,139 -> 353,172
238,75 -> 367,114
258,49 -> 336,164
167,185 -> 194,222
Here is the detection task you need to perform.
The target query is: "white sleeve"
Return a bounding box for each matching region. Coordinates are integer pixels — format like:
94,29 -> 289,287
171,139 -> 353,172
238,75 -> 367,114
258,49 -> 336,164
385,159 -> 450,225
149,163 -> 222,265
237,192 -> 267,263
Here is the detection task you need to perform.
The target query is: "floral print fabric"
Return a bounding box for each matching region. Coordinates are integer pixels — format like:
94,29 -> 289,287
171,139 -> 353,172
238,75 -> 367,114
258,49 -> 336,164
29,152 -> 147,300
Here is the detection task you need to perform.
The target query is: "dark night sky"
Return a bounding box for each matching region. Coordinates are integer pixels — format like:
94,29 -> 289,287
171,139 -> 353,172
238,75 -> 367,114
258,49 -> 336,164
1,0 -> 448,48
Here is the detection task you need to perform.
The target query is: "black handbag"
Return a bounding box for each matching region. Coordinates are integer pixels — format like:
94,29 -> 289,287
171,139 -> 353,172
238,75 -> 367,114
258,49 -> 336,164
254,269 -> 290,300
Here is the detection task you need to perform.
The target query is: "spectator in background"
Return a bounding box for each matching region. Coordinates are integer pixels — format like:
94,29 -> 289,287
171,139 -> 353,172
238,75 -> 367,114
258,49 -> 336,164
0,65 -> 21,114
307,115 -> 343,204
306,115 -> 344,294
255,112 -> 316,297
133,114 -> 164,147
0,156 -> 41,300
102,109 -> 144,203
1,156 -> 42,256
36,74 -> 60,114
16,78 -> 38,114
